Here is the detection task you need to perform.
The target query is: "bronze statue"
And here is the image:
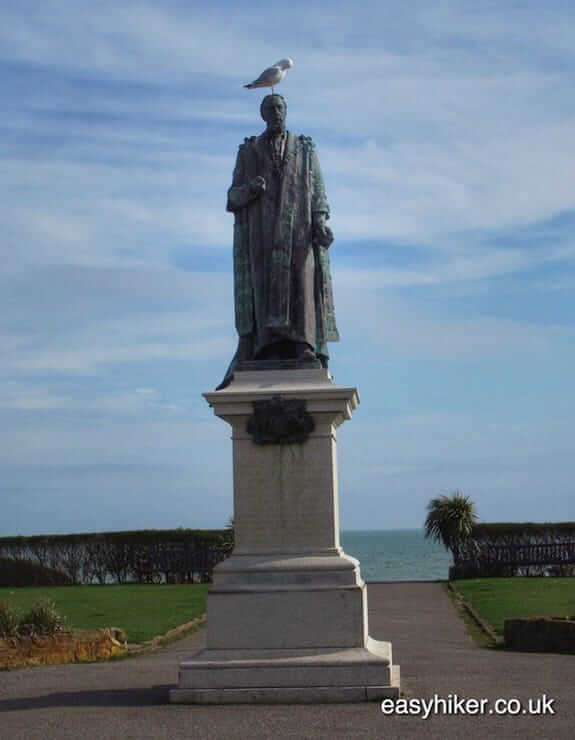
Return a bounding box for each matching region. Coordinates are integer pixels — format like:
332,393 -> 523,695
218,95 -> 338,388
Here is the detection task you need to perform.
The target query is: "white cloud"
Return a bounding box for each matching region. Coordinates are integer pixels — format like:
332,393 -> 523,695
322,114 -> 575,243
2,310 -> 232,374
0,1 -> 286,85
334,268 -> 574,358
0,266 -> 235,376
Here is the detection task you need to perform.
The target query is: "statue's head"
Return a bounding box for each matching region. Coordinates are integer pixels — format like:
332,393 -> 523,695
260,94 -> 287,134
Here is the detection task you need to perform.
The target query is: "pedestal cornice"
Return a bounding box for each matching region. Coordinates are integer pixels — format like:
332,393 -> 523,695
204,368 -> 359,427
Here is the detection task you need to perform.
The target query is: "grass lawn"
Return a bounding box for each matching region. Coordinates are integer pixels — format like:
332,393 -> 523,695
0,584 -> 209,644
454,577 -> 575,636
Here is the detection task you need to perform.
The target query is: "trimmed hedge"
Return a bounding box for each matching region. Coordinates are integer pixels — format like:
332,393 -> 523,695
472,522 -> 575,539
0,528 -> 234,585
452,522 -> 575,578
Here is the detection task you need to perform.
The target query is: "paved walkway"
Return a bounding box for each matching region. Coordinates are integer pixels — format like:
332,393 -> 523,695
1,582 -> 574,739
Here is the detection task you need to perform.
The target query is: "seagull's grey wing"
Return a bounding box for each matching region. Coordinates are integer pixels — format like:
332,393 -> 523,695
250,65 -> 282,85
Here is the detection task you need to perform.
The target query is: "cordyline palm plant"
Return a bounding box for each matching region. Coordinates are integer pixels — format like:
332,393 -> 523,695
424,491 -> 478,564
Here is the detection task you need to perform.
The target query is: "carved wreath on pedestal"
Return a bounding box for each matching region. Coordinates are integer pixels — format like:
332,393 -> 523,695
246,395 -> 315,445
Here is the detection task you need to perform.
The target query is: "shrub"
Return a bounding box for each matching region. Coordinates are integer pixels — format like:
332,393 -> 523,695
0,601 -> 20,638
0,558 -> 73,587
19,600 -> 67,636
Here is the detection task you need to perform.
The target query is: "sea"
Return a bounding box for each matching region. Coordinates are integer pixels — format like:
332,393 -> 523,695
340,529 -> 451,581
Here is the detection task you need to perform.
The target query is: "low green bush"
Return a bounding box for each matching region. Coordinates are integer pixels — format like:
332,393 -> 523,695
0,601 -> 20,638
18,600 -> 67,636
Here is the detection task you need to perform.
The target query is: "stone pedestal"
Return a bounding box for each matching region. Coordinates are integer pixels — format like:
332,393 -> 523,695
170,368 -> 400,703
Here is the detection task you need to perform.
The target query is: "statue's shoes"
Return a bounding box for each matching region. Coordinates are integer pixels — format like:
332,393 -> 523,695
298,348 -> 317,362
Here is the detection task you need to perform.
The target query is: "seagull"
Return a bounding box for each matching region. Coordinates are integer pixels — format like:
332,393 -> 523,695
243,58 -> 294,93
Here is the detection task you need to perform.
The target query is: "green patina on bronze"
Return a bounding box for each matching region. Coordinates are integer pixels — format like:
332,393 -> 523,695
218,95 -> 339,388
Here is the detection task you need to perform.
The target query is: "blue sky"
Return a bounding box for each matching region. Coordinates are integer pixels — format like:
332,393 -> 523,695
2,0 -> 575,535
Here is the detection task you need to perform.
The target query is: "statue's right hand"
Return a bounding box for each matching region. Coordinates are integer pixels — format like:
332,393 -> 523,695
249,176 -> 266,196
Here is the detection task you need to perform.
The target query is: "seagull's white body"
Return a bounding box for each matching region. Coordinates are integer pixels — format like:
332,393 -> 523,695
244,58 -> 293,92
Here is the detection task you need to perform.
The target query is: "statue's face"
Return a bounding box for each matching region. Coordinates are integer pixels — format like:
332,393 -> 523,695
262,98 -> 287,133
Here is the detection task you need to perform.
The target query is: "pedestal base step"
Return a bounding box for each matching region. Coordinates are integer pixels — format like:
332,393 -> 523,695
170,680 -> 399,704
169,640 -> 400,704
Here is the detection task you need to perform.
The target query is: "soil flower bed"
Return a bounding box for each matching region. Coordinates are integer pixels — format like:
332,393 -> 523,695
0,627 -> 127,669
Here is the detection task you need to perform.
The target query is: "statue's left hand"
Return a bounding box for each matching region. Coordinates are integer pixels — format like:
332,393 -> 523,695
313,222 -> 334,248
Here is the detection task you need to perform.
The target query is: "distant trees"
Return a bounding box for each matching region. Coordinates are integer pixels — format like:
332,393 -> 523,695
424,491 -> 478,564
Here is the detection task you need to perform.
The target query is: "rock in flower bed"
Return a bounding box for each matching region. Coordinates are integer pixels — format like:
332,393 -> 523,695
0,627 -> 127,669
504,616 -> 575,654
